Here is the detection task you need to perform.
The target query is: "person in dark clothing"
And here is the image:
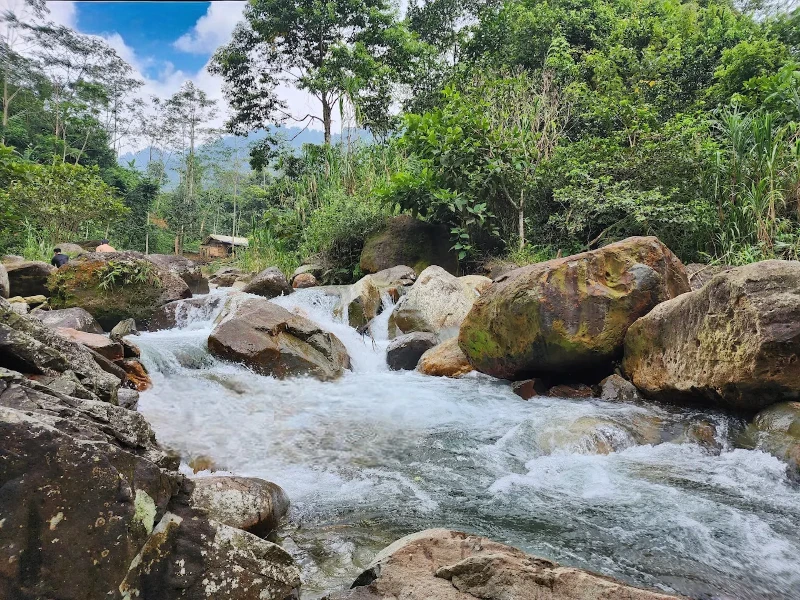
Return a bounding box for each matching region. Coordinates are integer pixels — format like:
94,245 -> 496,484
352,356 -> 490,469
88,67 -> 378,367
51,248 -> 69,268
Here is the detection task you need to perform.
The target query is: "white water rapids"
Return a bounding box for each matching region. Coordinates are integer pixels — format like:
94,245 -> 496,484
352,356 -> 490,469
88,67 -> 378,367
135,288 -> 800,599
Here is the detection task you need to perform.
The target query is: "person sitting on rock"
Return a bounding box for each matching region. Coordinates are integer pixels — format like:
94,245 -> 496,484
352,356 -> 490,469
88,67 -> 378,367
96,239 -> 116,252
51,248 -> 69,268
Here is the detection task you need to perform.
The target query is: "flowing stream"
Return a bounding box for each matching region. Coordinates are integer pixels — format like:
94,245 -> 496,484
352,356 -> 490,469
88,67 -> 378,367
136,288 -> 800,600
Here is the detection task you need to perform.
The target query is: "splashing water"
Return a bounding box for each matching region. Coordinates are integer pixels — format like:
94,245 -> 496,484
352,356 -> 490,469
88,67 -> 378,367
136,289 -> 800,599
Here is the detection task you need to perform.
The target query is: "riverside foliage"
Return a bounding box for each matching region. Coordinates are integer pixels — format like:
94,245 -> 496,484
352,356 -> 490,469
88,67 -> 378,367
1,0 -> 799,277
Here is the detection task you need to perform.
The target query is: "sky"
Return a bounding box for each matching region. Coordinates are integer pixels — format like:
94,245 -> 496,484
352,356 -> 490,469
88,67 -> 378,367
5,1 -> 337,148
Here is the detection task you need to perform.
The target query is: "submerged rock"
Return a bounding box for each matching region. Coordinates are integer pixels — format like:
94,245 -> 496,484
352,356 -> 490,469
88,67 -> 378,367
190,476 -> 290,536
386,332 -> 438,370
623,260 -> 800,412
32,306 -> 104,334
538,415 -> 659,455
417,337 -> 474,378
208,297 -> 351,381
146,253 -> 209,294
327,529 -> 682,600
5,260 -> 55,297
459,236 -> 689,380
389,266 -> 483,339
47,251 -> 191,329
149,294 -> 225,331
547,383 -> 595,399
743,402 -> 800,472
360,215 -> 458,275
242,266 -> 293,299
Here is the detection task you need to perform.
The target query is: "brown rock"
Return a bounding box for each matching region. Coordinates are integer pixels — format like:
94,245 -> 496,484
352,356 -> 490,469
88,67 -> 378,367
122,359 -> 152,391
685,263 -> 733,291
209,266 -> 243,287
547,383 -> 595,399
242,267 -> 293,298
327,529 -> 683,600
56,327 -> 124,361
511,378 -> 549,400
146,253 -> 209,294
208,297 -> 350,381
623,260 -> 800,412
418,338 -> 474,378
293,272 -> 318,288
459,236 -> 689,380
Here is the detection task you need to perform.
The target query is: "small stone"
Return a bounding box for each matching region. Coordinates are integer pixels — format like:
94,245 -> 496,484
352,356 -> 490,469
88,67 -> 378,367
56,327 -> 124,362
292,272 -> 318,288
512,378 -> 548,400
599,374 -> 642,403
547,383 -> 595,399
110,318 -> 139,340
122,359 -> 152,391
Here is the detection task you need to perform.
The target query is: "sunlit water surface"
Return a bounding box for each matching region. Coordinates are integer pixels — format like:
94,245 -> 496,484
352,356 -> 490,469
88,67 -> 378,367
136,288 -> 800,599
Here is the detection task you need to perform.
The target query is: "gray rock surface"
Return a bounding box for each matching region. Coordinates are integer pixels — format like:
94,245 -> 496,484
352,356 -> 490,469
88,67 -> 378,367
386,332 -> 438,370
32,307 -> 103,334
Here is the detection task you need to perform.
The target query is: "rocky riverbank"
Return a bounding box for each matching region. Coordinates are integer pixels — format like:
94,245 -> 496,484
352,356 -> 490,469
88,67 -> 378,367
1,237 -> 799,598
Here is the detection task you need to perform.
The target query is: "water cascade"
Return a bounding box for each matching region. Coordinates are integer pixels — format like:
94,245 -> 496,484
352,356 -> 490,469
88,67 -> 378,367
136,288 -> 800,599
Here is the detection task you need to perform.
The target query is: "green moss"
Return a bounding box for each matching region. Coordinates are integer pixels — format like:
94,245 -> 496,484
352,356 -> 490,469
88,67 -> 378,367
133,489 -> 156,534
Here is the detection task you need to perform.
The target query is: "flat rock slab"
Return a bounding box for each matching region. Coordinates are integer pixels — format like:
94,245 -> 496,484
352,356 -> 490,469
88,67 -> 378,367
326,529 -> 683,600
56,327 -> 123,362
33,307 -> 104,334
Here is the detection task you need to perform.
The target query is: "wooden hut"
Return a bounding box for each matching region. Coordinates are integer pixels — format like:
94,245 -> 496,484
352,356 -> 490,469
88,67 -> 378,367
199,235 -> 249,260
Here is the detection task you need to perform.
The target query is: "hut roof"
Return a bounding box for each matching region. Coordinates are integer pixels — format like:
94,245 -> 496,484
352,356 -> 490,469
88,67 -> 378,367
202,234 -> 249,247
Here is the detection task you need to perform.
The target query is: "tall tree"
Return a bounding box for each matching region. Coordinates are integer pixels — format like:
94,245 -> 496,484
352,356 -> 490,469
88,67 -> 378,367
209,0 -> 422,143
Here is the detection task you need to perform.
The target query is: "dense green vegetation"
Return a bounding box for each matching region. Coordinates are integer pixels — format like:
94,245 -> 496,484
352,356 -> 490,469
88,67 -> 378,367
2,0 -> 799,278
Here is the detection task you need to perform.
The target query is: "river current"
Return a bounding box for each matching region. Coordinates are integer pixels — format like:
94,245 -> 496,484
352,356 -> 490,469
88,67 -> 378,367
135,288 -> 800,600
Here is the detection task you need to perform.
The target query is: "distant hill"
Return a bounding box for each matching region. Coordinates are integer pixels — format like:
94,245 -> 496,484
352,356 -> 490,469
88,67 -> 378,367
118,126 -> 368,188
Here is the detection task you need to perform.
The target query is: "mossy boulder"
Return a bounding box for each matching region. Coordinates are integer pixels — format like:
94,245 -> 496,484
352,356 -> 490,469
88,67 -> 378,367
623,260 -> 800,413
48,251 -> 191,330
360,215 -> 458,275
459,236 -> 689,380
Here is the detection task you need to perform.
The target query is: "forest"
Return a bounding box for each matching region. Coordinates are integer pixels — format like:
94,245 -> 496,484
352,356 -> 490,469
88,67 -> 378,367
1,0 -> 799,281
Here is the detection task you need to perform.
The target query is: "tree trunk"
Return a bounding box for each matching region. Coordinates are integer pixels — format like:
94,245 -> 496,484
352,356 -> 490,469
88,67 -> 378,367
322,98 -> 332,145
518,191 -> 525,251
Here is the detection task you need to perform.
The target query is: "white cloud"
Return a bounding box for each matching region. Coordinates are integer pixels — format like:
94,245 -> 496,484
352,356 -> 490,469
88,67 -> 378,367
45,0 -> 77,28
173,1 -> 247,54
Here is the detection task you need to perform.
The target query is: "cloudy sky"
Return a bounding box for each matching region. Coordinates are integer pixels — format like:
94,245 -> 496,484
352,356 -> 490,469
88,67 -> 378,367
28,1 -> 335,142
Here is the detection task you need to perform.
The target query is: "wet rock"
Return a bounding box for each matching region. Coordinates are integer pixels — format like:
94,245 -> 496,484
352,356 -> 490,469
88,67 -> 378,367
208,297 -> 351,381
387,332 -> 438,370
48,251 -> 191,329
460,236 -> 689,380
389,266 -> 483,339
122,358 -> 152,391
32,306 -> 103,334
121,338 -> 141,359
118,387 -> 139,410
5,260 -> 55,297
190,476 -> 290,536
242,267 -> 293,298
119,513 -> 301,600
599,374 -> 643,403
189,455 -> 220,474
360,215 -> 458,275
110,317 -> 139,340
369,265 -> 417,289
0,263 -> 9,298
149,294 -> 225,331
293,272 -> 318,288
512,378 -> 549,400
327,529 -> 682,600
56,327 -> 124,361
0,297 -> 119,403
209,266 -> 243,287
623,260 -> 800,413
417,338 -> 474,378
539,415 -> 659,455
547,383 -> 595,399
146,253 -> 209,294
336,275 -> 383,328
743,402 -> 800,472
0,369 -> 179,600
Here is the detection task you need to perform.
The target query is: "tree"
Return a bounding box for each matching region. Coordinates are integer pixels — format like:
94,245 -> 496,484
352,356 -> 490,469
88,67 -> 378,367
209,0 -> 422,143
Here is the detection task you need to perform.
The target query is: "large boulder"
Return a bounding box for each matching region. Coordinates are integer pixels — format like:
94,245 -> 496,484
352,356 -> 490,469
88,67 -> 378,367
0,297 -> 120,403
360,215 -> 458,275
0,369 -> 179,600
0,263 -> 8,298
119,513 -> 301,600
623,260 -> 800,412
47,251 -> 191,330
459,237 -> 689,380
149,295 -> 226,331
685,263 -> 733,291
31,306 -> 103,334
335,275 -> 383,328
5,260 -> 55,297
55,242 -> 87,258
209,266 -> 243,287
417,337 -> 474,378
208,297 -> 351,381
190,476 -> 290,536
389,266 -> 483,339
242,267 -> 293,298
56,327 -> 124,362
386,332 -> 438,370
327,529 -> 682,600
146,253 -> 209,294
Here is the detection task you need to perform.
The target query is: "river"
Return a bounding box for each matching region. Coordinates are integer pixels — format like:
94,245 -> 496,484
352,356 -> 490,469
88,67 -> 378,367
135,288 -> 800,600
